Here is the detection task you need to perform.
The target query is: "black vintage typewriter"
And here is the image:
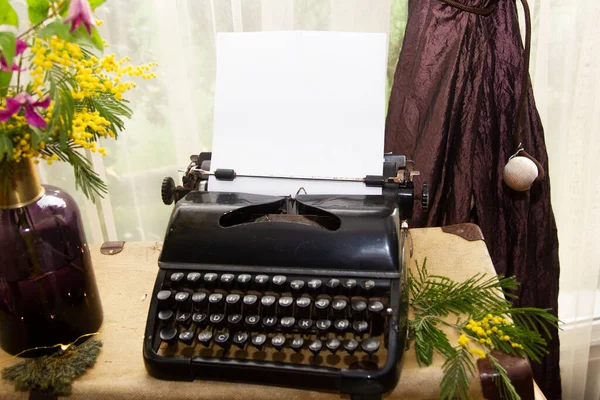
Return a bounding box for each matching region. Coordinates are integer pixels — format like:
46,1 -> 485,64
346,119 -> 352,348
144,153 -> 428,399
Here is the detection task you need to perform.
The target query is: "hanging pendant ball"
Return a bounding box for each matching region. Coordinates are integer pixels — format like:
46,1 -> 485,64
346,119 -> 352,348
503,156 -> 539,191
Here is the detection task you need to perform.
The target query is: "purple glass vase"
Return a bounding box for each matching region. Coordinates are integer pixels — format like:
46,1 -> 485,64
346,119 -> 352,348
0,160 -> 103,356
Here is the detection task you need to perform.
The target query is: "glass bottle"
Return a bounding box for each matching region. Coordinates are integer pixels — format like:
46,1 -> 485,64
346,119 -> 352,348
0,159 -> 103,355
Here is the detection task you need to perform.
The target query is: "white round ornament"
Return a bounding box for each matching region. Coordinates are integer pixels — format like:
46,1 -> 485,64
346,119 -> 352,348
503,155 -> 538,191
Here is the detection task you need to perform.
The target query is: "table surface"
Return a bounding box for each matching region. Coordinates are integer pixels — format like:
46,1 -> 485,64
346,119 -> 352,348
0,225 -> 545,399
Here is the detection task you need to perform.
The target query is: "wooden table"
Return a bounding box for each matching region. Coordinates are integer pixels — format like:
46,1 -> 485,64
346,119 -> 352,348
0,224 -> 545,399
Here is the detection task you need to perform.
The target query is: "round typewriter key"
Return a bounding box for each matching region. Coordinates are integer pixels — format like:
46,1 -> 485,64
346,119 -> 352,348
158,310 -> 174,322
192,313 -> 208,327
159,327 -> 178,344
368,299 -> 385,314
353,320 -> 369,335
175,291 -> 190,309
197,330 -> 213,346
298,319 -> 313,331
261,295 -> 276,308
316,319 -> 331,332
245,315 -> 260,329
220,273 -> 235,289
315,296 -> 331,318
361,338 -> 380,355
203,273 -> 218,288
254,274 -> 269,288
233,332 -> 249,349
272,275 -> 287,289
176,311 -> 191,325
237,274 -> 251,289
192,291 -> 207,309
179,330 -> 195,345
326,338 -> 341,354
342,279 -> 357,295
169,272 -> 184,283
215,331 -> 230,348
343,338 -> 359,355
360,279 -> 375,295
226,294 -> 241,314
280,317 -> 295,329
278,296 -> 294,317
290,279 -> 305,292
332,297 -> 348,317
243,294 -> 259,313
271,334 -> 286,351
186,272 -> 201,284
262,316 -> 278,330
227,314 -> 243,330
290,337 -> 304,352
251,333 -> 267,350
351,298 -> 367,319
308,340 -> 323,356
334,319 -> 350,333
209,293 -> 225,313
325,278 -> 340,294
295,296 -> 312,319
157,290 -> 173,308
307,279 -> 322,294
210,313 -> 225,327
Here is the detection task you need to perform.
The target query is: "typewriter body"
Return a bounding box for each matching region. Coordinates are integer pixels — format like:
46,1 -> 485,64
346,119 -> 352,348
144,153 -> 428,399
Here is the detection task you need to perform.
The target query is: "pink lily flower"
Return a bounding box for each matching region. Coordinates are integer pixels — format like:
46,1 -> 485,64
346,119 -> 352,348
0,39 -> 27,72
0,93 -> 51,129
64,0 -> 95,35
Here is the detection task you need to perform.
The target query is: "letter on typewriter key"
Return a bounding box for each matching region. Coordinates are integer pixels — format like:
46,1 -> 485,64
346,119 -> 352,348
203,273 -> 218,288
245,315 -> 260,329
290,337 -> 304,352
186,272 -> 201,286
254,274 -> 269,290
192,313 -> 207,327
334,319 -> 350,333
278,296 -> 294,317
353,320 -> 369,335
169,272 -> 184,283
332,297 -> 349,318
243,294 -> 258,314
160,327 -> 178,345
272,275 -> 287,290
308,340 -> 323,356
175,291 -> 191,309
262,316 -> 278,330
215,331 -> 230,348
251,333 -> 267,350
236,274 -> 251,289
220,273 -> 235,289
197,330 -> 213,347
361,338 -> 380,356
227,314 -> 243,330
326,338 -> 341,354
315,296 -> 331,319
261,295 -> 277,316
360,279 -> 375,296
192,292 -> 207,311
325,278 -> 340,295
280,317 -> 295,330
343,338 -> 359,355
233,332 -> 249,349
368,299 -> 386,335
176,311 -> 191,326
298,319 -> 313,331
316,319 -> 332,333
342,279 -> 357,296
225,294 -> 241,314
209,293 -> 225,313
307,279 -> 322,294
179,330 -> 195,346
271,334 -> 286,351
295,296 -> 312,319
210,313 -> 225,328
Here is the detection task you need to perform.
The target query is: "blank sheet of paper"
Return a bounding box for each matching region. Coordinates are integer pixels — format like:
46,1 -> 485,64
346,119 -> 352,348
209,31 -> 387,196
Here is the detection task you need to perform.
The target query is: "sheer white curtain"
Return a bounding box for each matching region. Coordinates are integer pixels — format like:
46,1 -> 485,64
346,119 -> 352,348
35,0 -> 599,398
527,1 -> 600,399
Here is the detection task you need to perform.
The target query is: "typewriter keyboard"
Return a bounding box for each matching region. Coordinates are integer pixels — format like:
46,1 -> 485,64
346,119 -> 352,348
150,270 -> 393,369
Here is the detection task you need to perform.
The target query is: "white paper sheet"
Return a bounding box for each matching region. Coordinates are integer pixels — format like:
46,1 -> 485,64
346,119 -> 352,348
209,31 -> 387,196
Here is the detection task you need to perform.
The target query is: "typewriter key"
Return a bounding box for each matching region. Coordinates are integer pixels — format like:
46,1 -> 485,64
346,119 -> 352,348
290,337 -> 304,352
290,280 -> 305,292
343,338 -> 359,355
179,330 -> 195,345
203,273 -> 218,288
353,320 -> 369,335
262,316 -> 278,330
226,294 -> 241,314
325,278 -> 340,295
176,311 -> 192,326
295,296 -> 312,319
251,333 -> 267,350
215,331 -> 230,348
298,319 -> 313,331
271,334 -> 286,351
261,295 -> 277,316
361,338 -> 380,356
220,274 -> 235,289
272,275 -> 287,289
280,317 -> 295,330
332,297 -> 348,318
316,319 -> 331,332
308,340 -> 323,356
169,272 -> 184,283
156,290 -> 173,308
325,338 -> 341,354
360,280 -> 375,296
351,298 -> 367,319
334,319 -> 350,333
174,291 -> 191,309
245,315 -> 260,329
209,293 -> 225,313
342,279 -> 357,296
186,272 -> 201,285
237,274 -> 251,289
227,314 -> 243,330
191,292 -> 207,310
159,327 -> 178,345
315,296 -> 331,319
158,310 -> 174,323
254,275 -> 269,289
243,294 -> 258,313
233,332 -> 249,349
192,313 -> 208,327
307,279 -> 322,294
197,330 -> 213,346
278,296 -> 294,317
210,313 -> 225,326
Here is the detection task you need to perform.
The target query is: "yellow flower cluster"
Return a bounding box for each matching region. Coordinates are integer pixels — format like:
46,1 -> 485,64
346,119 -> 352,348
29,36 -> 157,103
469,348 -> 486,359
458,334 -> 470,347
464,314 -> 524,350
70,109 -> 111,155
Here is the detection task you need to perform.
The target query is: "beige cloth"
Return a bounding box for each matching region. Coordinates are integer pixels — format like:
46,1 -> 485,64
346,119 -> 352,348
0,225 -> 499,399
